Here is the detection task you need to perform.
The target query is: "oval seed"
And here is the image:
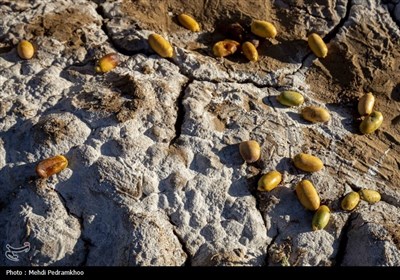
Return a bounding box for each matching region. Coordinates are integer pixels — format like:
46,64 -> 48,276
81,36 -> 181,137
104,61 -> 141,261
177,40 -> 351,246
95,53 -> 119,73
341,191 -> 360,211
36,155 -> 68,178
277,91 -> 304,107
295,180 -> 320,211
301,106 -> 331,123
359,189 -> 381,204
239,140 -> 261,163
148,33 -> 174,58
17,40 -> 35,60
213,40 -> 240,57
293,153 -> 324,172
358,92 -> 375,116
177,14 -> 200,32
242,41 -> 258,62
308,33 -> 328,58
359,111 -> 383,134
251,20 -> 277,38
258,170 -> 282,192
312,205 -> 330,231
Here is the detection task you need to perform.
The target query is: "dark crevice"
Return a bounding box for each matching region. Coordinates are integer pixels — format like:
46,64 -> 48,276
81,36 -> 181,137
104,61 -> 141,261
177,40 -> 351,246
298,52 -> 313,71
292,0 -> 353,76
323,0 -> 353,44
251,188 -> 273,266
234,78 -> 281,89
383,1 -> 400,29
348,183 -> 361,192
383,131 -> 400,146
176,63 -> 280,88
52,187 -> 92,265
173,229 -> 191,266
253,197 -> 268,233
334,212 -> 357,266
265,228 -> 280,266
302,9 -> 333,22
169,79 -> 193,146
80,237 -> 93,266
167,215 -> 191,266
380,193 -> 400,208
95,5 -> 143,56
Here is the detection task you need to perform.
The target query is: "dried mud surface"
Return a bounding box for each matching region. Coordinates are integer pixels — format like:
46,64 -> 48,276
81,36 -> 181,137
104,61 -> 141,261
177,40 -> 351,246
0,0 -> 399,266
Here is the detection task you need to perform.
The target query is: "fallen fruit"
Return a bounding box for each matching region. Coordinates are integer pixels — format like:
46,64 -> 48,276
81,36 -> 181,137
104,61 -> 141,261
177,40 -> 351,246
359,189 -> 381,204
301,106 -> 331,123
239,140 -> 261,163
308,33 -> 328,58
341,191 -> 360,211
251,20 -> 277,38
312,205 -> 330,231
293,153 -> 324,172
295,180 -> 320,211
358,92 -> 375,116
359,111 -> 383,134
242,41 -> 258,62
277,91 -> 304,107
17,40 -> 35,60
213,40 -> 240,57
148,33 -> 174,58
36,155 -> 68,178
258,170 -> 282,192
177,13 -> 200,32
95,53 -> 119,73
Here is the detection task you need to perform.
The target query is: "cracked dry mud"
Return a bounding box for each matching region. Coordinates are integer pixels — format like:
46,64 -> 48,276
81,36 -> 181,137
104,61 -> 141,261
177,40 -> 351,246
0,0 -> 399,266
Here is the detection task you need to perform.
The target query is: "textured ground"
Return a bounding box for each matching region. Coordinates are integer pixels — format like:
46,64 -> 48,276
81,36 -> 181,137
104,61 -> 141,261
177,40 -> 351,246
0,0 -> 399,266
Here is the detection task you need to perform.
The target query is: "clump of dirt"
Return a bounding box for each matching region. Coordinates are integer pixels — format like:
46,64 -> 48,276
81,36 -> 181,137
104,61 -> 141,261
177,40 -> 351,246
72,74 -> 148,123
72,90 -> 124,115
23,8 -> 98,53
206,101 -> 242,130
34,117 -> 70,145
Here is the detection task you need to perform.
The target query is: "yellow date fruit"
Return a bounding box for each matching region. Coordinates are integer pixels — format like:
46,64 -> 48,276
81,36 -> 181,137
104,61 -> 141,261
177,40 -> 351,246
312,205 -> 330,231
258,170 -> 282,192
213,40 -> 240,57
358,92 -> 375,116
239,140 -> 261,163
359,189 -> 381,204
17,40 -> 35,60
251,20 -> 277,38
95,53 -> 119,73
293,153 -> 324,172
301,106 -> 331,123
308,33 -> 328,58
242,41 -> 258,62
277,91 -> 304,107
148,33 -> 174,58
359,111 -> 383,134
36,155 -> 68,178
295,180 -> 320,211
341,191 -> 360,211
177,14 -> 200,32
